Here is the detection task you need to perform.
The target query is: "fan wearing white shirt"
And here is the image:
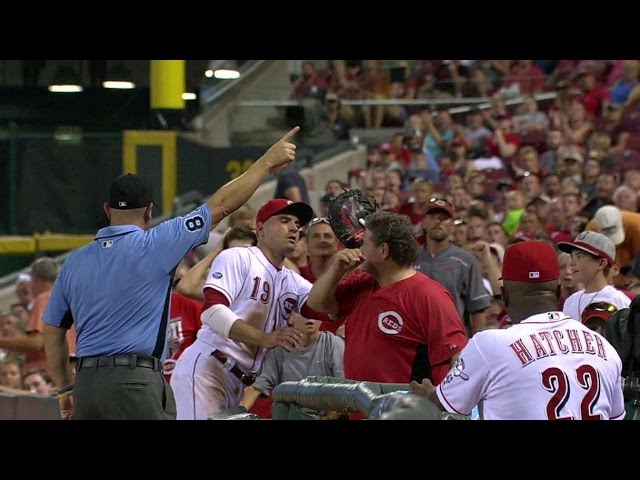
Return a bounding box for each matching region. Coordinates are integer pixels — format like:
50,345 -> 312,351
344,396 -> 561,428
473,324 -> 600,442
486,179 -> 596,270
558,231 -> 630,322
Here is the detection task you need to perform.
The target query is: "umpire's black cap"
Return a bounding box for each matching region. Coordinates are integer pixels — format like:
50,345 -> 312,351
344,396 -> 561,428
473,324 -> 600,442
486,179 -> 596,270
108,173 -> 155,210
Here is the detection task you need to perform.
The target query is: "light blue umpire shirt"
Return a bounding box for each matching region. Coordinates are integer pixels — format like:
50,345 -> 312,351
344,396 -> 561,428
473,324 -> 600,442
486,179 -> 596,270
42,204 -> 211,359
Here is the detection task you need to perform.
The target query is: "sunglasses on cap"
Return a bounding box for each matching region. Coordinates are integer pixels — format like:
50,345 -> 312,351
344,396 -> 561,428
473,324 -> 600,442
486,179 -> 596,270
583,302 -> 618,314
308,217 -> 330,227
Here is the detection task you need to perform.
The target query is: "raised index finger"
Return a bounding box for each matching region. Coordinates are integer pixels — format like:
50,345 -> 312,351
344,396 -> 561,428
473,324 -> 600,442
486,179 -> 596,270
280,126 -> 300,142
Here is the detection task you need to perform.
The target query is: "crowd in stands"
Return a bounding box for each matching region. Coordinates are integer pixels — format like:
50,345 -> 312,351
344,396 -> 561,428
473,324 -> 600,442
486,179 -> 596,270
291,59 -> 640,329
3,59 -> 640,418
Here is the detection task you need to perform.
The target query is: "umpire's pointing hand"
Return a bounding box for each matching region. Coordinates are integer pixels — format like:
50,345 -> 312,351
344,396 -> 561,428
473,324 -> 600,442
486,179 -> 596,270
263,126 -> 300,173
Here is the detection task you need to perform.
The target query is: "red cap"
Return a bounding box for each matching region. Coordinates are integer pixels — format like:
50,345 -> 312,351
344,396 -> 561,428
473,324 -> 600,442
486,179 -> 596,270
256,199 -> 314,226
581,302 -> 618,325
424,197 -> 455,217
379,143 -> 393,153
501,241 -> 560,283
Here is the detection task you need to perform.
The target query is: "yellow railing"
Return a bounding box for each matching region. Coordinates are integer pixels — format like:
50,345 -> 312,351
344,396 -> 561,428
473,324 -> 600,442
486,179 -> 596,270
0,234 -> 94,255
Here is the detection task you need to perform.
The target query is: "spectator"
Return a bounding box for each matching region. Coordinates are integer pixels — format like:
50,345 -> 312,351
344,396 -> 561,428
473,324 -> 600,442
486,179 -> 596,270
502,190 -> 526,236
558,252 -> 581,310
422,110 -> 455,162
610,60 -> 639,106
0,258 -> 76,373
291,61 -> 328,101
575,68 -> 610,118
0,358 -> 23,391
487,222 -> 508,248
613,185 -> 638,212
501,60 -> 546,97
539,129 -> 564,173
416,198 -> 490,334
451,218 -> 469,248
14,274 -> 33,310
274,166 -> 310,204
581,157 -> 602,200
239,313 -> 344,417
561,102 -> 593,146
324,179 -> 346,198
558,232 -> 630,321
588,205 -> 640,287
307,211 -> 467,384
542,173 -> 563,201
398,179 -> 433,246
23,368 -> 55,395
464,108 -> 492,157
320,92 -> 351,141
512,96 -> 549,134
484,115 -> 520,160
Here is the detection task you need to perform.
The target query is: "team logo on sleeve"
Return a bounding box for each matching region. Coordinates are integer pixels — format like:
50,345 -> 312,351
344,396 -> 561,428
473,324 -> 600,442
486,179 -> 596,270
444,357 -> 469,384
377,311 -> 403,335
212,272 -> 223,279
184,215 -> 205,232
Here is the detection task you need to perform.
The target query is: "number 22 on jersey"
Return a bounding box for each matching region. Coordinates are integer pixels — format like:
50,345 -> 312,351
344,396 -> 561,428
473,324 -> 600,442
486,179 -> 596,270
541,364 -> 602,420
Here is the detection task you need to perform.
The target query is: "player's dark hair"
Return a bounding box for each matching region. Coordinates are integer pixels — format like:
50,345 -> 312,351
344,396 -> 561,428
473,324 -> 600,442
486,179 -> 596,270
365,211 -> 418,266
23,367 -> 53,385
223,225 -> 257,250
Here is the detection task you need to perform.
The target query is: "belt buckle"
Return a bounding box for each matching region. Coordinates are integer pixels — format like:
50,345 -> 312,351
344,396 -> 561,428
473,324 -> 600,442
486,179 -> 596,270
240,373 -> 255,386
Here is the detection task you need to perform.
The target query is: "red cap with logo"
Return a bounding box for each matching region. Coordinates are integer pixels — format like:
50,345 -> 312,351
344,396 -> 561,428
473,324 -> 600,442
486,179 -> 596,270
581,302 -> 618,325
424,197 -> 455,217
501,241 -> 560,283
256,199 -> 314,226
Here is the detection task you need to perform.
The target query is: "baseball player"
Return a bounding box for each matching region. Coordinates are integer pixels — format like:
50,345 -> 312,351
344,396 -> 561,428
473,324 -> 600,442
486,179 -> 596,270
410,241 -> 626,420
170,198 -> 316,420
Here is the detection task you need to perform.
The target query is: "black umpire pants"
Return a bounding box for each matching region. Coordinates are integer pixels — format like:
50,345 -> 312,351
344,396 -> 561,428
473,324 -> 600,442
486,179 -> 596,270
73,354 -> 176,420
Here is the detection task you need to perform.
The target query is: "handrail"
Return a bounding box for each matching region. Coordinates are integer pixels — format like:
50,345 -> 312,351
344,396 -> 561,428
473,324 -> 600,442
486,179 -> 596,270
0,211 -> 174,290
234,91 -> 557,109
200,60 -> 268,108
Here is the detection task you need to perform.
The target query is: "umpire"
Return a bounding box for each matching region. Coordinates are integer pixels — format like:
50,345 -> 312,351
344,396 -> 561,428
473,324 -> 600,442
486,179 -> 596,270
42,127 -> 300,420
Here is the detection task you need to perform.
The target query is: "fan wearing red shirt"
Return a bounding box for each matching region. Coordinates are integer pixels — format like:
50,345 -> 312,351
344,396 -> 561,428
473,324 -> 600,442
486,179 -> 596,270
163,291 -> 202,380
307,211 -> 467,385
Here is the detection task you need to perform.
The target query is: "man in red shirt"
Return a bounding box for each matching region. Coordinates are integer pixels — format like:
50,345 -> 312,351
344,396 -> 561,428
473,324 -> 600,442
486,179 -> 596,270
163,291 -> 202,380
398,179 -> 433,247
307,211 -> 467,384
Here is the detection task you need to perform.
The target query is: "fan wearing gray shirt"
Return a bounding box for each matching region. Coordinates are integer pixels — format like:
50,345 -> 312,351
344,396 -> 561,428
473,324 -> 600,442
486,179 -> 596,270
240,313 -> 344,412
414,198 -> 490,336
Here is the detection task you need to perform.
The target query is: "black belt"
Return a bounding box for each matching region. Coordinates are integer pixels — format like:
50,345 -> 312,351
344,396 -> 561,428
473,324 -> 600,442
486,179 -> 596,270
211,351 -> 256,386
77,354 -> 162,372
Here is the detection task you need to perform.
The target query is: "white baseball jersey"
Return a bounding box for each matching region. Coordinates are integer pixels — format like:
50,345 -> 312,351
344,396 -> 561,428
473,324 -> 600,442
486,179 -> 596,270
436,312 -> 625,420
198,246 -> 312,373
563,285 -> 631,323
